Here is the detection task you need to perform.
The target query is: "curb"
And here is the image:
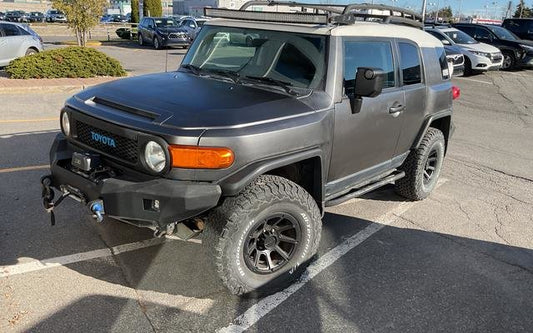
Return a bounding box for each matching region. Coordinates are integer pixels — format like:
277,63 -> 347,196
0,77 -> 121,95
58,41 -> 103,47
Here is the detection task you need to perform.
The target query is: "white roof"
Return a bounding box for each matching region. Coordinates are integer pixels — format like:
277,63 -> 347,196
331,22 -> 442,48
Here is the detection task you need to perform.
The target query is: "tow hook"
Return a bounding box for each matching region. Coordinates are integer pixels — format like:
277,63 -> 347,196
89,200 -> 105,223
41,175 -> 71,226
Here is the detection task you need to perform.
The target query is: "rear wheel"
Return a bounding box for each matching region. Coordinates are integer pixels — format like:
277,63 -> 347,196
501,51 -> 515,70
395,128 -> 445,201
25,48 -> 38,56
204,175 -> 322,296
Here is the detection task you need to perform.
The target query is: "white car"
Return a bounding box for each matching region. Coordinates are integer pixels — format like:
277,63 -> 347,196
426,26 -> 503,75
0,22 -> 43,67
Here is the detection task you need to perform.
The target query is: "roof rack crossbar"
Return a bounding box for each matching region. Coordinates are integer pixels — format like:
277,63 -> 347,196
341,4 -> 422,21
239,1 -> 345,14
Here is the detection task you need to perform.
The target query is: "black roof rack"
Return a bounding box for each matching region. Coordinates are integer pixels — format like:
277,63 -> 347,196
206,1 -> 423,29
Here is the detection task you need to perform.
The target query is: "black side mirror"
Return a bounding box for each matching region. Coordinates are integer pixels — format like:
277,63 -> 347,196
354,67 -> 385,98
349,67 -> 385,114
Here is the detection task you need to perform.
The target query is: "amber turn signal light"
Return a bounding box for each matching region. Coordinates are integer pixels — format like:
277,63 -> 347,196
169,145 -> 234,169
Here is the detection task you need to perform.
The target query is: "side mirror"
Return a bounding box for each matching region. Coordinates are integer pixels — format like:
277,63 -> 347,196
354,67 -> 385,98
441,39 -> 451,45
350,67 -> 385,114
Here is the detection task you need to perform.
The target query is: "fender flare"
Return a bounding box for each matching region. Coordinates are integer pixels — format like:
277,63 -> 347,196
412,110 -> 452,150
218,148 -> 324,197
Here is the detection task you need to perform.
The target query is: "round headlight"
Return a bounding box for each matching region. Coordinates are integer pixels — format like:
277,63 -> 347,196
144,141 -> 167,173
61,112 -> 70,136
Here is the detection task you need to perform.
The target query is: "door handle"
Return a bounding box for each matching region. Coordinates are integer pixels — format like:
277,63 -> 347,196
389,104 -> 405,114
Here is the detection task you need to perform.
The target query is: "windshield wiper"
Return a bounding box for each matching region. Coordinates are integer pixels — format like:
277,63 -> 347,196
243,76 -> 298,96
181,64 -> 201,75
204,68 -> 240,83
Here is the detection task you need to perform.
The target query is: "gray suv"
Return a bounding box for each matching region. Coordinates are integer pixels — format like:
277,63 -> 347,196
41,2 -> 458,296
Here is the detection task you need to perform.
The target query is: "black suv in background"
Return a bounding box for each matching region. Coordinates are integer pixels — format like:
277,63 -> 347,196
5,11 -> 29,22
503,18 -> 533,41
137,17 -> 191,49
29,12 -> 45,23
453,23 -> 533,69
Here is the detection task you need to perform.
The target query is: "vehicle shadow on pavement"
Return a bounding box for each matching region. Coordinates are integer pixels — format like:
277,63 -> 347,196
26,210 -> 533,332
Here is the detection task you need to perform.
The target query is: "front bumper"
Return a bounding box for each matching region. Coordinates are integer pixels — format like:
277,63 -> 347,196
161,37 -> 190,47
46,134 -> 221,228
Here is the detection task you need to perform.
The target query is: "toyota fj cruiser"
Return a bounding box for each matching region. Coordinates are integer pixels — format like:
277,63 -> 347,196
41,2 -> 459,295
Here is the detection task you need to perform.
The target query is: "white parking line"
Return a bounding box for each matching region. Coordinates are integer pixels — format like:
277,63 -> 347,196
218,179 -> 447,333
0,236 -> 200,278
453,77 -> 492,85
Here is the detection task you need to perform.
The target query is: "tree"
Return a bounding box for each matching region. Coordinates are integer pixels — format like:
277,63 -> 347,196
52,0 -> 107,47
131,0 -> 162,22
514,0 -> 533,18
428,6 -> 453,22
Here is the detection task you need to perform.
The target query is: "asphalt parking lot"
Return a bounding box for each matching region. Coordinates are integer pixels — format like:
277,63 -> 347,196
1,44 -> 532,332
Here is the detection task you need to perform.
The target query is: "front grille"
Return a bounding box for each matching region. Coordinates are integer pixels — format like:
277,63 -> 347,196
75,121 -> 138,163
492,54 -> 503,63
168,33 -> 186,39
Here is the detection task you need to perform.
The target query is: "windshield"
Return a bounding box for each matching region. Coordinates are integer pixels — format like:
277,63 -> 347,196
485,25 -> 518,40
155,18 -> 177,27
444,30 -> 478,44
181,26 -> 327,90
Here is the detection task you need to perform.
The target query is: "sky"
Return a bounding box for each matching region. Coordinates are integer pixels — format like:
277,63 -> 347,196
311,0 -> 532,18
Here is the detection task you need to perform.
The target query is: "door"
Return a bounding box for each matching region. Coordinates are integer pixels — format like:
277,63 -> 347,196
395,41 -> 427,155
0,23 -> 22,66
327,39 -> 405,190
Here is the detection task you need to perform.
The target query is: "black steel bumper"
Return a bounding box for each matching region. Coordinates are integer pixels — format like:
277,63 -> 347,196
46,134 -> 221,228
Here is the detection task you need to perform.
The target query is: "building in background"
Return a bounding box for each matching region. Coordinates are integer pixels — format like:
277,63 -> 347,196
173,0 -> 248,16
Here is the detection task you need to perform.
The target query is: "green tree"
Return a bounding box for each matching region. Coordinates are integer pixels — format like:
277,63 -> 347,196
52,0 -> 107,47
514,0 -> 533,18
131,0 -> 162,21
131,0 -> 139,23
144,0 -> 163,17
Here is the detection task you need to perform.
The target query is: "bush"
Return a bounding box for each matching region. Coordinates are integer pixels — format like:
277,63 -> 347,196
5,47 -> 127,79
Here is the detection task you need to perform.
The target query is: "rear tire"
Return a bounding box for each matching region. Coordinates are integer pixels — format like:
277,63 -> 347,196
204,175 -> 322,296
25,48 -> 38,56
395,128 -> 445,201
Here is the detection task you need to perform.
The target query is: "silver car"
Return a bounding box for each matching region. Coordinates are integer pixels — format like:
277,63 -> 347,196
0,22 -> 43,67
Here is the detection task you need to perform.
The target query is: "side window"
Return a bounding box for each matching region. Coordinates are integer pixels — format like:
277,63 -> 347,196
458,26 -> 475,37
474,27 -> 491,39
436,47 -> 450,80
17,26 -> 30,36
398,42 -> 422,85
2,24 -> 20,37
343,41 -> 395,95
139,18 -> 146,27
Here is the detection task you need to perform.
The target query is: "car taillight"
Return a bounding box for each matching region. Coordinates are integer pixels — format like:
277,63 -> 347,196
452,86 -> 460,100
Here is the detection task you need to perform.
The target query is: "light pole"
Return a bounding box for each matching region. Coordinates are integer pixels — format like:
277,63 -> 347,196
422,0 -> 428,22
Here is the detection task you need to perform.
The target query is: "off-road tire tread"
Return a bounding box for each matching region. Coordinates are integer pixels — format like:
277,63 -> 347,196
204,175 -> 321,295
395,127 -> 444,201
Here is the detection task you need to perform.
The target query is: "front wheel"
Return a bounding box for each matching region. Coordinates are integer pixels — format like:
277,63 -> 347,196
395,127 -> 445,201
204,175 -> 322,296
138,33 -> 143,46
153,37 -> 161,50
501,52 -> 515,70
25,48 -> 38,56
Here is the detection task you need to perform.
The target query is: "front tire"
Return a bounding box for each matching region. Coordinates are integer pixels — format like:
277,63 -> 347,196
138,33 -> 143,46
25,48 -> 38,56
395,128 -> 445,201
501,51 -> 515,70
204,175 -> 322,296
153,37 -> 161,50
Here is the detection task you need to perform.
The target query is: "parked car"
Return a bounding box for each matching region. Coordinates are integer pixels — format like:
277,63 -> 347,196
137,17 -> 191,49
178,17 -> 209,39
41,4 -> 459,296
445,47 -> 465,77
45,9 -> 67,23
425,26 -> 503,75
5,11 -> 29,23
0,22 -> 43,67
453,23 -> 533,70
29,11 -> 45,23
110,14 -> 128,23
502,18 -> 533,41
0,12 -> 6,21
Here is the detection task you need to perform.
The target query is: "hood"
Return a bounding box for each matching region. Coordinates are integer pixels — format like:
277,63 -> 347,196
157,27 -> 187,34
516,39 -> 533,47
70,72 -> 325,130
460,42 -> 501,54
